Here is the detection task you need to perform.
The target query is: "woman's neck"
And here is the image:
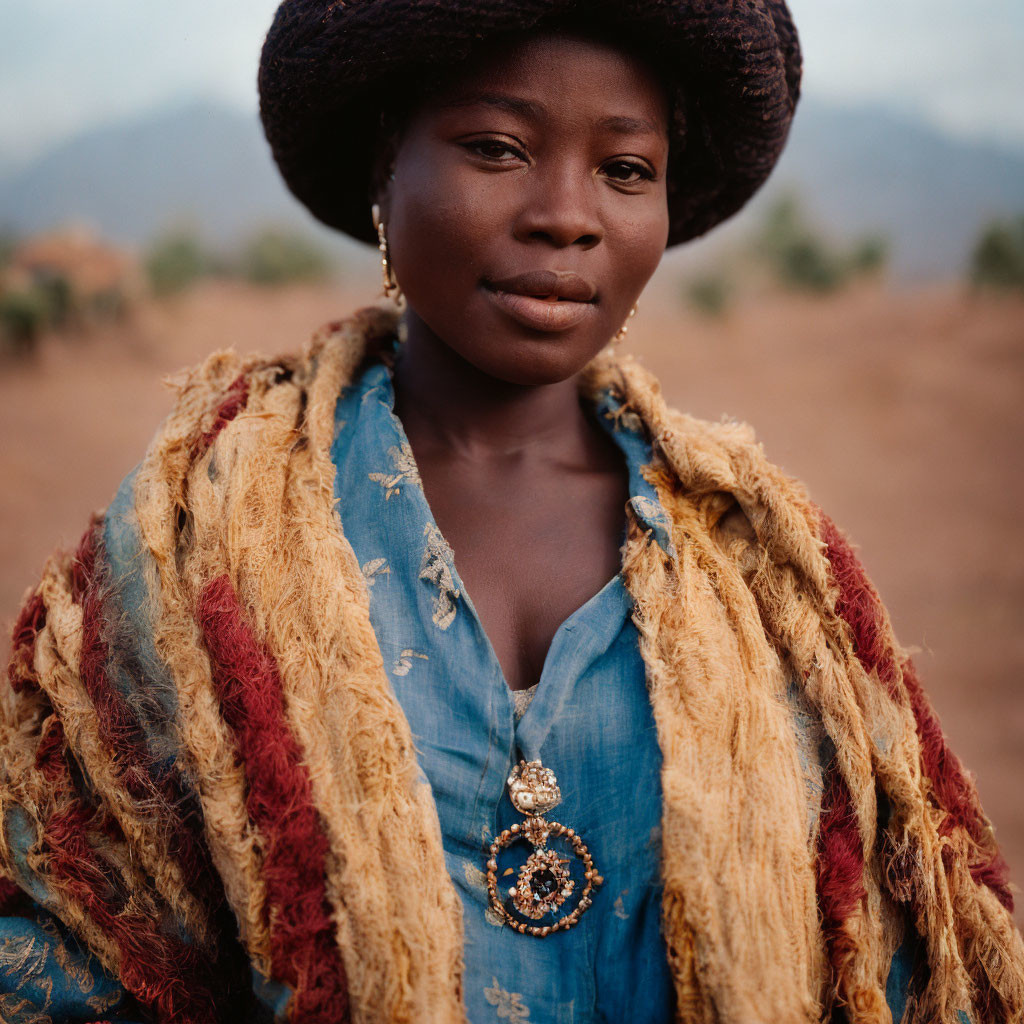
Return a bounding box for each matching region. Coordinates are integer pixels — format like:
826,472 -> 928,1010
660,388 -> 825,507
391,313 -> 597,463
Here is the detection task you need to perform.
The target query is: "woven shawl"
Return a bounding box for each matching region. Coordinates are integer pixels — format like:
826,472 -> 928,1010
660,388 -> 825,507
2,303 -> 1022,1024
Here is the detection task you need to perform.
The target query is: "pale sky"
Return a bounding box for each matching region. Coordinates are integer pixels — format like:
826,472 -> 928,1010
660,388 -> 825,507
1,0 -> 1022,165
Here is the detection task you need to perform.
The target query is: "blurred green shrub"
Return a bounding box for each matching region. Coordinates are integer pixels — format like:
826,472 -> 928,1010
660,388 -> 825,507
145,230 -> 218,297
684,271 -> 733,317
777,237 -> 846,293
143,226 -> 334,295
753,195 -> 888,294
0,228 -> 19,270
89,286 -> 130,322
969,216 -> 1024,291
0,289 -> 48,357
848,235 -> 889,276
34,271 -> 74,329
0,271 -> 80,357
237,228 -> 332,286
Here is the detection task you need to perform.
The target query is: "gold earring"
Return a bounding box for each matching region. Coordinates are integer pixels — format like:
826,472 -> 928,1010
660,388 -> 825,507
371,203 -> 402,304
613,303 -> 638,345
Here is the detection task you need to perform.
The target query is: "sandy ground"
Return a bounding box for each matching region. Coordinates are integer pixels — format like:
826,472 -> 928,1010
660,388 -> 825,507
2,271 -> 1022,927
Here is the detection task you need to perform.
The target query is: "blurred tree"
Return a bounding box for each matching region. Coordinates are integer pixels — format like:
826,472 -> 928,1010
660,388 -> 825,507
778,238 -> 846,293
847,235 -> 889,276
145,230 -> 217,297
969,215 -> 1024,291
0,227 -> 19,270
752,194 -> 888,294
238,228 -> 332,286
684,271 -> 733,317
754,195 -> 806,258
89,286 -> 130,322
35,271 -> 74,329
0,289 -> 47,358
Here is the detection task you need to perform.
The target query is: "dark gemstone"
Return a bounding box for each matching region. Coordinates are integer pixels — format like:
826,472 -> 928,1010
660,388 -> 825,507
531,867 -> 559,900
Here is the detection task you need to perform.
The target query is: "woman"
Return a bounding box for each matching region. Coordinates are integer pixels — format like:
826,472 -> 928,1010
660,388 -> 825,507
1,2 -> 1021,1023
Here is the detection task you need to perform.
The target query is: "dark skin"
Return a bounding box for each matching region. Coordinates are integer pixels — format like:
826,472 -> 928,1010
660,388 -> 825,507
375,31 -> 671,692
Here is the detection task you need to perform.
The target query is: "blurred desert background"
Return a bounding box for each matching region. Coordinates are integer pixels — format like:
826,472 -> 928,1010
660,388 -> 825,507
1,0 -> 1023,932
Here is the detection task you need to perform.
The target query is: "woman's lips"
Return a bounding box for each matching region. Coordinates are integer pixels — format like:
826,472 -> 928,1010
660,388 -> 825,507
482,284 -> 597,333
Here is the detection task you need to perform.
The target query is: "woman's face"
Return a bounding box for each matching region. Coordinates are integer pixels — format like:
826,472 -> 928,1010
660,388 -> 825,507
378,30 -> 671,386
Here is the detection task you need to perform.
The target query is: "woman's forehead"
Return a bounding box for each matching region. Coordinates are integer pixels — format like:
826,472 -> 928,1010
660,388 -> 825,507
424,31 -> 671,134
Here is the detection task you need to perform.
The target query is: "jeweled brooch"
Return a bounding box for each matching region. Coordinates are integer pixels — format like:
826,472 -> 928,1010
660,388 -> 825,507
485,759 -> 603,937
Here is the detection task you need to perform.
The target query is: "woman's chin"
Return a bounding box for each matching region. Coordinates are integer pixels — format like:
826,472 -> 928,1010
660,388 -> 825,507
455,333 -> 608,387
455,301 -> 615,385
402,297 -> 616,386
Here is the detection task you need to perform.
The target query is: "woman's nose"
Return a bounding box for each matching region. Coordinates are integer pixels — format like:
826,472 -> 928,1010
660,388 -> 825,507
511,163 -> 603,250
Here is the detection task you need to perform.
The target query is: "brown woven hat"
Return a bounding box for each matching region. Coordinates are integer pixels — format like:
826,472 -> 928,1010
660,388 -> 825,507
258,0 -> 802,248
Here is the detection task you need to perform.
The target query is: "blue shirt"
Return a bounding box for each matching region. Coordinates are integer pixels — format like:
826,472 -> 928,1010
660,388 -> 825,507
331,350 -> 678,1023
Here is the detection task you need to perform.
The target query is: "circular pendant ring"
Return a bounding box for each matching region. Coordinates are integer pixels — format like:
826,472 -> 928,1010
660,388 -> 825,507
484,760 -> 603,938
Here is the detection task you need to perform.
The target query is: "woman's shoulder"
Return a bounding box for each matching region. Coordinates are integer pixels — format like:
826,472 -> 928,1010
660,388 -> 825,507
149,303 -> 402,458
595,349 -> 801,496
597,349 -> 828,578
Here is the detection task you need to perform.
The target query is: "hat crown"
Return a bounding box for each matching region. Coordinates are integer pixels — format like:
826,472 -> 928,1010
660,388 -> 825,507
259,0 -> 801,247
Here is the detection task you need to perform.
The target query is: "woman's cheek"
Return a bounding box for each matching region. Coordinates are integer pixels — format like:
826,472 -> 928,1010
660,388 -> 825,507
617,205 -> 669,289
426,172 -> 513,252
392,174 -> 479,269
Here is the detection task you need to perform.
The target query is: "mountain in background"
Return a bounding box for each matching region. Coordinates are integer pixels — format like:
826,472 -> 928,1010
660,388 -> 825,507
0,101 -> 350,256
1,96 -> 1023,280
730,99 -> 1024,280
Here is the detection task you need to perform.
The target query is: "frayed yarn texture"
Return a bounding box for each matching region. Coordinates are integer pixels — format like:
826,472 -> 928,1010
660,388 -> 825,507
2,302 -> 1022,1023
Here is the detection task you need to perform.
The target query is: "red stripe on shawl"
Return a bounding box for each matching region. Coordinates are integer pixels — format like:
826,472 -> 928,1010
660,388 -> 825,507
71,522 -> 217,903
8,590 -> 46,694
817,515 -> 900,700
33,718 -> 220,1024
0,875 -> 31,915
901,657 -> 1013,910
819,512 -> 1013,911
197,573 -> 350,1023
816,760 -> 866,989
192,374 -> 249,458
35,715 -> 67,776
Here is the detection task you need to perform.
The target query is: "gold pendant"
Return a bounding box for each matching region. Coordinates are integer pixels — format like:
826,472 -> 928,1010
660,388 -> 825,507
485,759 -> 603,937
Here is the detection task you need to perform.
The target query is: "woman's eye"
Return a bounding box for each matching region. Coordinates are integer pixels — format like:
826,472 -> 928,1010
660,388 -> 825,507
465,140 -> 524,162
603,160 -> 655,184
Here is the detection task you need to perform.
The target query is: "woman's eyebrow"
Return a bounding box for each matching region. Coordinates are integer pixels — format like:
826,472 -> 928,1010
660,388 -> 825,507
597,114 -> 665,138
439,92 -> 663,137
438,92 -> 545,120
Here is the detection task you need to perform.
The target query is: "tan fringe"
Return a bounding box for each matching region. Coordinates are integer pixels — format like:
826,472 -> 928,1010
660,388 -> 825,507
0,565 -> 127,978
27,545 -> 210,946
184,311 -> 466,1022
599,347 -> 1024,1022
133,346 -> 274,973
621,477 -> 824,1022
815,552 -> 1024,1023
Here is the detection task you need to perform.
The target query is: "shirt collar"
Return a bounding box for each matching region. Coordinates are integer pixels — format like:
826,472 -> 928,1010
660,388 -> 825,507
592,388 -> 678,562
340,346 -> 677,564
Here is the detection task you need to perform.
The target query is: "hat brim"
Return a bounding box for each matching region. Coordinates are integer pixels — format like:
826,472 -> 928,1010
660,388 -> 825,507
258,0 -> 801,248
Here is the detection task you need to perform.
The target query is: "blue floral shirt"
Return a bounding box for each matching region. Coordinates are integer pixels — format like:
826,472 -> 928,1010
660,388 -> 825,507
331,351 -> 678,1023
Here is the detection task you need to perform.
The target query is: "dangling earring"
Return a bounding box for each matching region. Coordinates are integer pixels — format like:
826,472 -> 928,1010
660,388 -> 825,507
613,303 -> 638,345
371,203 -> 403,304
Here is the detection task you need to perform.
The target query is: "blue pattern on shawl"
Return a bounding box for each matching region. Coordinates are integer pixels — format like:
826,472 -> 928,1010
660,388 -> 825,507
0,905 -> 134,1020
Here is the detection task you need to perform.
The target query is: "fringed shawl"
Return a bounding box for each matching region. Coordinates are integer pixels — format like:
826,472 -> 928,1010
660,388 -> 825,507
2,303 -> 1022,1023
